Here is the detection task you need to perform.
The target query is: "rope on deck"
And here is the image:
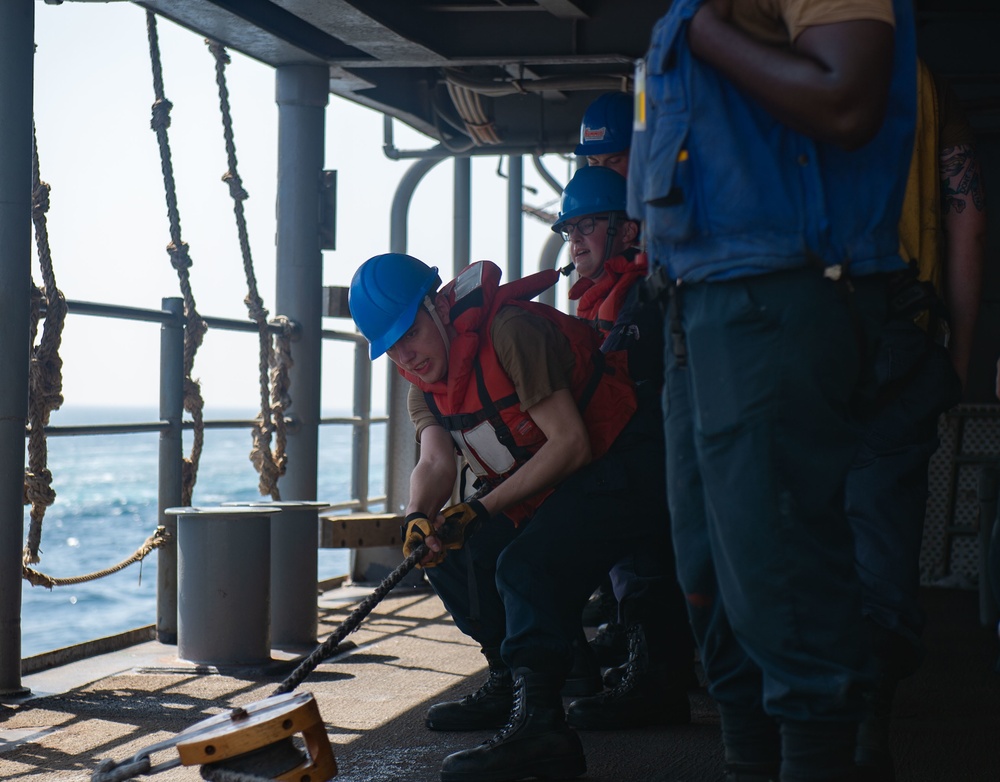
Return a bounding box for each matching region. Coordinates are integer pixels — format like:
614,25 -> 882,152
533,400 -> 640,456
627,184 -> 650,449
271,544 -> 427,696
89,546 -> 425,782
22,527 -> 170,589
91,757 -> 153,782
205,39 -> 291,501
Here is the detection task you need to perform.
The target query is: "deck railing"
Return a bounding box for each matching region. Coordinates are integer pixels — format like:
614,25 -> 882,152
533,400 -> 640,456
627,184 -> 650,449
32,295 -> 383,645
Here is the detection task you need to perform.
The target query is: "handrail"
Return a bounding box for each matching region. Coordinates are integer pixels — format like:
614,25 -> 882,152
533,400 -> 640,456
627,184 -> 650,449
44,298 -> 307,338
35,415 -> 388,439
29,300 -> 379,500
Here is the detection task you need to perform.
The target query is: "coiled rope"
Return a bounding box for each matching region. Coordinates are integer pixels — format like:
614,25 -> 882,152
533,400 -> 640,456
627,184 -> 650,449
22,123 -> 67,567
205,39 -> 291,501
146,10 -> 207,506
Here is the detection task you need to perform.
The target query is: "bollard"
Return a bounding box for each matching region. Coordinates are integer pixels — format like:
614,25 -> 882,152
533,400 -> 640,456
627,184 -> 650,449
223,501 -> 329,649
167,506 -> 277,665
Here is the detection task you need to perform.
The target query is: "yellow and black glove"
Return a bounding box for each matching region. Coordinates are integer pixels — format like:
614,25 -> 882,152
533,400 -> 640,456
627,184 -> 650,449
437,499 -> 490,552
401,512 -> 437,566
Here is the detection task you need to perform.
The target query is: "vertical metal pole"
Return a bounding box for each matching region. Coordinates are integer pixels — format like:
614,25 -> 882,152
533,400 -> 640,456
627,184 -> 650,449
351,156 -> 441,585
384,157 -> 443,516
0,0 -> 33,697
351,340 -> 371,511
507,155 -> 523,280
538,233 -> 568,308
275,65 -> 328,502
157,297 -> 184,644
453,156 -> 471,277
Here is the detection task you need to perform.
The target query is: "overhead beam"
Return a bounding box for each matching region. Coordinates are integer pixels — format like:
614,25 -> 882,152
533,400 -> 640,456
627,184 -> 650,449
536,0 -> 589,19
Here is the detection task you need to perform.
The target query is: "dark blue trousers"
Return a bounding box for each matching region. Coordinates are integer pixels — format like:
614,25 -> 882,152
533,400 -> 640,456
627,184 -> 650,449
663,269 -> 884,727
426,406 -> 680,677
846,318 -> 961,673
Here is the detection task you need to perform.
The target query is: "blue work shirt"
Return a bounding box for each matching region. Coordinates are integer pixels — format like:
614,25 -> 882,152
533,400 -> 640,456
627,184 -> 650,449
628,0 -> 917,283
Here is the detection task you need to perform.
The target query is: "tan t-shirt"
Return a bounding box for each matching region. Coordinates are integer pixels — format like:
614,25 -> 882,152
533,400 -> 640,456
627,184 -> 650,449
732,0 -> 895,46
407,305 -> 577,442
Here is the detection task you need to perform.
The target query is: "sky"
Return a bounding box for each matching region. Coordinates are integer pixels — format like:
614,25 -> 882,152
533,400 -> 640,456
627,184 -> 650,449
32,1 -> 576,415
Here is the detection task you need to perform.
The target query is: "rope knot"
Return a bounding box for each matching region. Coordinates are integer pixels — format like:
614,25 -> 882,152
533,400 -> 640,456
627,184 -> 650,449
222,171 -> 248,201
167,241 -> 192,271
32,181 -> 51,214
150,97 -> 173,131
244,293 -> 268,323
206,39 -> 231,65
24,469 -> 57,508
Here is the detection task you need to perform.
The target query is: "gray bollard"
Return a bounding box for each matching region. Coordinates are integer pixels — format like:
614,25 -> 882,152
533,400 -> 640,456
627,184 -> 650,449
223,500 -> 329,649
166,506 -> 277,665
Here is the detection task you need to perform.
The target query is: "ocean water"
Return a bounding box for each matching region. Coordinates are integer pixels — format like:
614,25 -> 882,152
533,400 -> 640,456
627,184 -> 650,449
20,406 -> 385,658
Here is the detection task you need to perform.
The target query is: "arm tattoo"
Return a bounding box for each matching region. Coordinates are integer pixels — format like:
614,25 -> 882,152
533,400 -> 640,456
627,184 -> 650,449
941,143 -> 986,215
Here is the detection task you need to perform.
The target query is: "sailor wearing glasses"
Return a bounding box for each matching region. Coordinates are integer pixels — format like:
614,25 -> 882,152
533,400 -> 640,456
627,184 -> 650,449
552,166 -> 696,733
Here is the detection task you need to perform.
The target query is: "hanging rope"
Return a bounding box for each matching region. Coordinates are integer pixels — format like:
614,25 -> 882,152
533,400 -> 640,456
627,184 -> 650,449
22,123 -> 68,566
23,527 -> 171,589
205,39 -> 291,501
146,10 -> 207,506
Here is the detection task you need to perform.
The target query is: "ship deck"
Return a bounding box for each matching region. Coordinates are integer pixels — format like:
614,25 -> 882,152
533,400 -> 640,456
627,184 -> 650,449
1,583 -> 998,781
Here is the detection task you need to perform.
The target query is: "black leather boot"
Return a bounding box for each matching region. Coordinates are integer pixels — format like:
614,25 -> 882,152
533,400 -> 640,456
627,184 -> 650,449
426,647 -> 513,731
588,621 -> 628,667
440,668 -> 586,782
855,674 -> 899,781
567,623 -> 692,730
581,578 -> 617,627
562,633 -> 602,697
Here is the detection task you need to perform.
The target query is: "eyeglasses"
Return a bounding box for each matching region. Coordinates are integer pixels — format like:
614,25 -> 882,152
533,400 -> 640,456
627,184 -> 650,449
559,215 -> 609,241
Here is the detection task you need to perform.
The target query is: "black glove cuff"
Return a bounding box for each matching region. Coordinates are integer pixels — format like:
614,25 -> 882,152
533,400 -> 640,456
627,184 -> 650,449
468,499 -> 489,521
402,511 -> 429,539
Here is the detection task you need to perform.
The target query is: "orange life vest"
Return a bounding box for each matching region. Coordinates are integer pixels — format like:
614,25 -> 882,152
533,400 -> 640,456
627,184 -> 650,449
400,261 -> 637,524
568,251 -> 648,339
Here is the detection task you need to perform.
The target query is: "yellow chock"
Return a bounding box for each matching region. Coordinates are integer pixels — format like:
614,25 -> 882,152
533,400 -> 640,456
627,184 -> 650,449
176,692 -> 337,781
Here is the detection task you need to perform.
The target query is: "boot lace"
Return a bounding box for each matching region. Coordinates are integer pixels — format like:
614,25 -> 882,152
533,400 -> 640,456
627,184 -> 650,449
485,679 -> 526,746
462,666 -> 511,705
595,626 -> 646,702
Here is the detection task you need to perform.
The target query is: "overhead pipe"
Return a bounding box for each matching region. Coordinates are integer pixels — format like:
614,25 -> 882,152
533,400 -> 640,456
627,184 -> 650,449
444,70 -> 632,97
382,115 -> 569,161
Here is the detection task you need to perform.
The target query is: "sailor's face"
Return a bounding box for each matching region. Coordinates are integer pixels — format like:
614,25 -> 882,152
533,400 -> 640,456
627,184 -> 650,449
386,308 -> 449,384
585,150 -> 630,178
568,215 -> 611,281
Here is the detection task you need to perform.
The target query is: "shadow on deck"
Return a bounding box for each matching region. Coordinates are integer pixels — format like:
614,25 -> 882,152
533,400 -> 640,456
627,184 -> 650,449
0,585 -> 997,781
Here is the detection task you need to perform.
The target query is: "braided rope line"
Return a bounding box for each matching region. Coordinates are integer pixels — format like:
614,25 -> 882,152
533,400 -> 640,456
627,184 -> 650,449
272,544 -> 426,696
146,10 -> 206,506
201,766 -> 274,782
23,527 -> 170,589
90,546 -> 425,782
23,123 -> 68,566
91,757 -> 153,782
206,40 -> 289,501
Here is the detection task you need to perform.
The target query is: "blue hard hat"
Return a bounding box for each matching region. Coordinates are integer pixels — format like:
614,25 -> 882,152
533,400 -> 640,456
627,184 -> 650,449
553,166 -> 628,233
575,92 -> 633,156
349,253 -> 441,359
